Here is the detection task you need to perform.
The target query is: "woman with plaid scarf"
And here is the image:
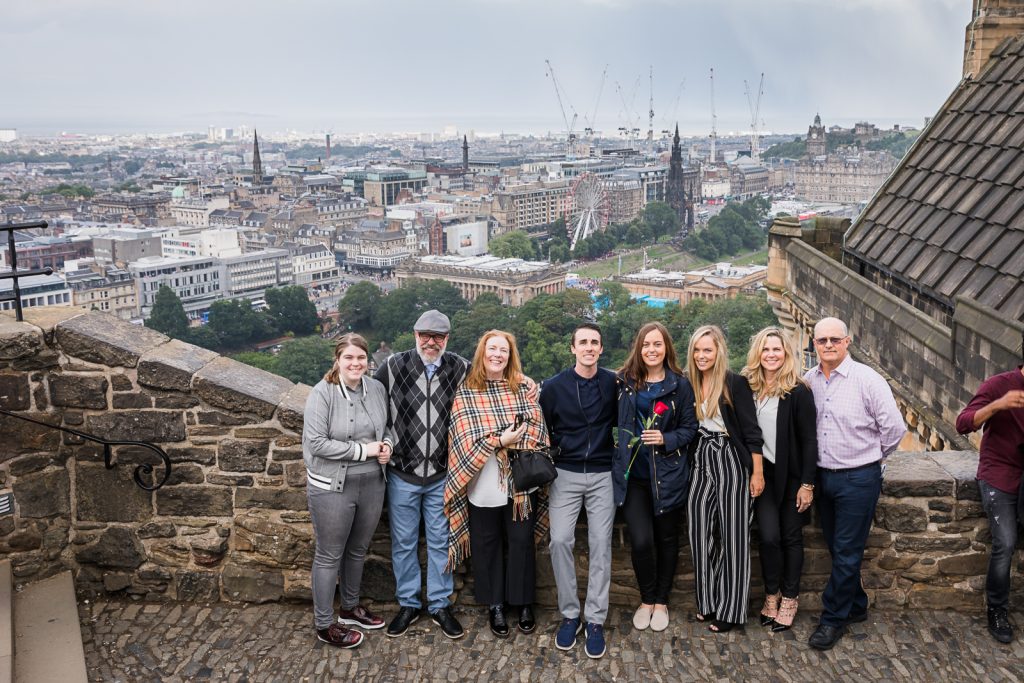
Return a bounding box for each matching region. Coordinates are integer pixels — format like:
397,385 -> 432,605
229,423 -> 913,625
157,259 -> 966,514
443,330 -> 550,639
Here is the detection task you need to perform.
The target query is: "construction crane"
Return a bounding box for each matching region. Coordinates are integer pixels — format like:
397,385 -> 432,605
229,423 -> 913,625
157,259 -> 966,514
583,64 -> 608,138
661,79 -> 686,137
615,77 -> 643,147
709,68 -> 718,164
744,72 -> 765,161
545,59 -> 578,158
647,65 -> 654,146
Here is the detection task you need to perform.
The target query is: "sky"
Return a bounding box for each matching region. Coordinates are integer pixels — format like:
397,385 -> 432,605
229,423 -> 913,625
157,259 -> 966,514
3,0 -> 970,137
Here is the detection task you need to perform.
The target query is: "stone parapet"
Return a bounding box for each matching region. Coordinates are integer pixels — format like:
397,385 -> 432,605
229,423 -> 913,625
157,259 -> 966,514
0,311 -> 1018,613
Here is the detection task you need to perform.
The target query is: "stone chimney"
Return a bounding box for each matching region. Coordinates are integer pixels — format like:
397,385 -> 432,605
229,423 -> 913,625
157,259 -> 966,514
963,0 -> 1024,77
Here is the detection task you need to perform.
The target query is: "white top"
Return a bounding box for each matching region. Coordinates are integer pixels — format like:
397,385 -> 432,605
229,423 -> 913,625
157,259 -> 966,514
468,452 -> 507,507
755,395 -> 779,465
699,399 -> 727,433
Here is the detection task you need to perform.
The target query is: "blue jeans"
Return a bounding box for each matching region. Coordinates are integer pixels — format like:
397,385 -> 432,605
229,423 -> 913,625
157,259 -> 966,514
979,479 -> 1019,609
816,461 -> 882,628
387,475 -> 452,612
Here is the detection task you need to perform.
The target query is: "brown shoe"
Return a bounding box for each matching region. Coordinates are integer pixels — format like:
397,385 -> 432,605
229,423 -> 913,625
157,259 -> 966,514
316,623 -> 364,648
760,592 -> 781,626
772,596 -> 799,632
338,604 -> 385,630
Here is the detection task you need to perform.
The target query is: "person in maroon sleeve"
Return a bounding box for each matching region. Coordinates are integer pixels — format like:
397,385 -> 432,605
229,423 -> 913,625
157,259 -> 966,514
956,365 -> 1024,644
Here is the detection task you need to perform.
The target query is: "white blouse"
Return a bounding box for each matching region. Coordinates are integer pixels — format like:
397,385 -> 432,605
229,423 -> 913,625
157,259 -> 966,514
755,395 -> 779,464
468,451 -> 507,507
699,399 -> 727,433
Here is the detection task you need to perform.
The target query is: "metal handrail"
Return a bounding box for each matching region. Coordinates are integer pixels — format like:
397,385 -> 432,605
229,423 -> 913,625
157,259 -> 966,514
0,219 -> 55,321
0,408 -> 172,490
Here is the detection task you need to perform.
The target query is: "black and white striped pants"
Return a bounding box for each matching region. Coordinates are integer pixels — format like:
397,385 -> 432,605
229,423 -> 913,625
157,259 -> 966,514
687,428 -> 752,625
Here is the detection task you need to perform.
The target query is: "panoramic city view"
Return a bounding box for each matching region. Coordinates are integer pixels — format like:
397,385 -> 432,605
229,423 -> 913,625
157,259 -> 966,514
1,0 -> 1022,680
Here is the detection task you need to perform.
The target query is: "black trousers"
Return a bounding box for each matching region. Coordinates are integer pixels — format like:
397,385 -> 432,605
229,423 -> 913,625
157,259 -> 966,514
755,462 -> 806,598
622,476 -> 683,604
468,498 -> 536,606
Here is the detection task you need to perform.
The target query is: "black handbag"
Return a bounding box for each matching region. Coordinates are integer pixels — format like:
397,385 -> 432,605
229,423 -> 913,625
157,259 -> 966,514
508,447 -> 558,490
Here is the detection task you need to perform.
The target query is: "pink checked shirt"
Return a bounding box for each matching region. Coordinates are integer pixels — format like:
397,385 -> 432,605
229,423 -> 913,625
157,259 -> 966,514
804,355 -> 906,470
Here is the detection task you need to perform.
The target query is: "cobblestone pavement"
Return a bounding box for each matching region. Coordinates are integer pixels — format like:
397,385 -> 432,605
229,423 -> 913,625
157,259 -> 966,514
79,600 -> 1024,682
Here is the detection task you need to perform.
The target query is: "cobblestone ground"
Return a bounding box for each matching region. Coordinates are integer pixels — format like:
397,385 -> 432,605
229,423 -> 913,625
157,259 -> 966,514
79,600 -> 1024,682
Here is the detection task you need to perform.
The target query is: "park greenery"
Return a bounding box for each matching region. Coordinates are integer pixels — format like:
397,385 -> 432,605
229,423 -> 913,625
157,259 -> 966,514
336,278 -> 778,379
762,128 -> 921,161
681,196 -> 770,261
145,284 -> 319,354
39,183 -> 96,199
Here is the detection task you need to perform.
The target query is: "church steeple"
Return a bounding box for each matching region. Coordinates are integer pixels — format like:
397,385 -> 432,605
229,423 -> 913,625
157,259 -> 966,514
252,130 -> 263,184
462,135 -> 469,173
666,123 -> 691,232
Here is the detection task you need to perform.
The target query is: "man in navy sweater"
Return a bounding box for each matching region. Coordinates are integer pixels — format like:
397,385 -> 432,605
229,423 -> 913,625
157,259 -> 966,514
539,323 -> 617,659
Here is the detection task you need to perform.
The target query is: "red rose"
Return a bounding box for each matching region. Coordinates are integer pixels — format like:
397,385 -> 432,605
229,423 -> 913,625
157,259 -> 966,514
653,401 -> 669,416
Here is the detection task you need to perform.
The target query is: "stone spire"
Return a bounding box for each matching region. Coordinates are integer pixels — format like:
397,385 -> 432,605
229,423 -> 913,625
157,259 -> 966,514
252,130 -> 263,184
963,0 -> 1024,78
462,135 -> 469,173
667,124 -> 686,224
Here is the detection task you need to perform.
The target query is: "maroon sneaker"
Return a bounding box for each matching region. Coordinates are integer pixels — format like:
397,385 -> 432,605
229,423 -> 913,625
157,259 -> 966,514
338,605 -> 386,630
316,623 -> 364,649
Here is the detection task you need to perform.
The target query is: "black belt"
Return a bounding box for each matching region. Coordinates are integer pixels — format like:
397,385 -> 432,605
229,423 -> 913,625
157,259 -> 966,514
818,460 -> 881,473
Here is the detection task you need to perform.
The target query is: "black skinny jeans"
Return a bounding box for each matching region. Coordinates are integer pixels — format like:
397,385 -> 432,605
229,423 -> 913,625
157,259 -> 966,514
622,476 -> 683,605
468,498 -> 537,606
755,461 -> 806,598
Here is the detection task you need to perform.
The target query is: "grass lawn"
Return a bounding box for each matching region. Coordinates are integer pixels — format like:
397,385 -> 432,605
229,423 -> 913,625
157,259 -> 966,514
575,245 -> 766,279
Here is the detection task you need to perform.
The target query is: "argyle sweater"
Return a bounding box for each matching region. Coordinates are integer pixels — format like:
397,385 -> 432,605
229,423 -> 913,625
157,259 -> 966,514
374,349 -> 470,485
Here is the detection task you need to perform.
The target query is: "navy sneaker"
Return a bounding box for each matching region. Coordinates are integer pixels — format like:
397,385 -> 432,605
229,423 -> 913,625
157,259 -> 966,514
584,622 -> 606,659
555,617 -> 582,650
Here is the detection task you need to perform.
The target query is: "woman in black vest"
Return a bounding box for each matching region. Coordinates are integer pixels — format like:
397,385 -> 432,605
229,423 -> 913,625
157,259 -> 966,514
741,327 -> 818,631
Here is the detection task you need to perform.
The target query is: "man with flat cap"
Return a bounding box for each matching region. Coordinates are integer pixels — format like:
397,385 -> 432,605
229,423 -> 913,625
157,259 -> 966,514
375,310 -> 468,639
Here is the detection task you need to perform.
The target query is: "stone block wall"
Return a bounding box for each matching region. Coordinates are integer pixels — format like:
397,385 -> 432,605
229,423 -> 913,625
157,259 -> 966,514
0,310 -> 1020,612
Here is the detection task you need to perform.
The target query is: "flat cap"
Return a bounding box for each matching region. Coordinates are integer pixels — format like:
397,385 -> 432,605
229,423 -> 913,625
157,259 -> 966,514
414,309 -> 450,334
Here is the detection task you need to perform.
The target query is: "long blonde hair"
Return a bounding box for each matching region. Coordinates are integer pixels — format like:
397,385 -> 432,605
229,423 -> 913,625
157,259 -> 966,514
741,327 -> 805,398
687,325 -> 730,420
464,330 -> 523,393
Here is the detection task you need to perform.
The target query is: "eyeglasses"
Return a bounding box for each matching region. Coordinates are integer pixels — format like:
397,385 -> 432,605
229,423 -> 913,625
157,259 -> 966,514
417,332 -> 447,344
814,336 -> 847,347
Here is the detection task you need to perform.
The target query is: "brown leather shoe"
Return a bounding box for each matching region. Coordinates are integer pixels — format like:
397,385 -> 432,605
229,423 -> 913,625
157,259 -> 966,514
316,623 -> 364,649
338,604 -> 385,630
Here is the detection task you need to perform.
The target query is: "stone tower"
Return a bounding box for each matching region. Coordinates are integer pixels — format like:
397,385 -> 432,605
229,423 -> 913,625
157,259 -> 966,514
252,130 -> 263,184
428,217 -> 445,255
666,124 -> 689,228
806,113 -> 827,157
462,135 -> 469,173
963,0 -> 1024,77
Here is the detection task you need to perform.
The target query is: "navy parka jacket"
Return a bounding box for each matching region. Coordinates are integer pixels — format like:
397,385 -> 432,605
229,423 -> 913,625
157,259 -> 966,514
613,369 -> 698,515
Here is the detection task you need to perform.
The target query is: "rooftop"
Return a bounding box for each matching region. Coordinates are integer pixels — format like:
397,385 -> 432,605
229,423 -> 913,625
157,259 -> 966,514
414,254 -> 555,273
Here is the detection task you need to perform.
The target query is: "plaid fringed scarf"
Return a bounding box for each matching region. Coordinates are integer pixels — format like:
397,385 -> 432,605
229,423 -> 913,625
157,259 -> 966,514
443,378 -> 550,571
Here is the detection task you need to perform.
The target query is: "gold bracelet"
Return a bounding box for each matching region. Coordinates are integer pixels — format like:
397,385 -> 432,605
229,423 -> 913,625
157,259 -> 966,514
800,483 -> 815,491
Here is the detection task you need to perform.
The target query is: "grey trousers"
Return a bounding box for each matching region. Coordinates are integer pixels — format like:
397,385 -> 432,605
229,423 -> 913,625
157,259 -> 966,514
547,469 -> 615,624
307,470 -> 385,630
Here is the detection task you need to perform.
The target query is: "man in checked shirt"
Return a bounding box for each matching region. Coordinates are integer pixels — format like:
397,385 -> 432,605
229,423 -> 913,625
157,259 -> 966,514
804,317 -> 906,651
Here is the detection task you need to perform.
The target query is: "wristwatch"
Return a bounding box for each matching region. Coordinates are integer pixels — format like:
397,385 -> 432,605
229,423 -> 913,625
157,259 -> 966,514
800,483 -> 815,491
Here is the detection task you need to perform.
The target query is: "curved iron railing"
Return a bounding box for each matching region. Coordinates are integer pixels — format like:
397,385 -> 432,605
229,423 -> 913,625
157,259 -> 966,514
0,409 -> 172,490
0,219 -> 55,321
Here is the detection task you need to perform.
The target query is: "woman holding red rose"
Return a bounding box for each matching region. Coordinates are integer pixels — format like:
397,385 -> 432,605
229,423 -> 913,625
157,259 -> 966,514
613,322 -> 698,632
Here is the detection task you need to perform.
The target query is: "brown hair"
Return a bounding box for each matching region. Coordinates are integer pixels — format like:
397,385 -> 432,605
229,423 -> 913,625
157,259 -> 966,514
617,321 -> 683,389
323,333 -> 370,385
687,325 -> 730,420
464,330 -> 523,393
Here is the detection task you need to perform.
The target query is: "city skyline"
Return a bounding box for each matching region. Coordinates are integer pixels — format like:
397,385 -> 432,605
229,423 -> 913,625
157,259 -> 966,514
6,0 -> 967,137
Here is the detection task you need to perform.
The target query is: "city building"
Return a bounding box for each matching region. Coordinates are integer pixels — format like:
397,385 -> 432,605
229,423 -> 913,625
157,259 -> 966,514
350,169 -> 429,206
616,262 -> 767,305
290,244 -> 341,288
92,192 -> 171,223
128,254 -> 224,319
806,114 -> 827,157
395,254 -> 566,306
169,193 -> 230,227
2,236 -> 93,271
161,228 -> 242,259
65,261 -> 138,320
0,271 -> 71,313
92,228 -> 165,265
729,160 -> 770,198
490,180 -> 570,234
221,249 -> 293,297
603,174 -> 644,225
347,231 -> 412,272
0,128 -> 17,143
794,150 -> 896,204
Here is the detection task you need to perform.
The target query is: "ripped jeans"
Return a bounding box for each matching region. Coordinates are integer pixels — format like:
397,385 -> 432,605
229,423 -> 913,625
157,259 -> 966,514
979,479 -> 1019,609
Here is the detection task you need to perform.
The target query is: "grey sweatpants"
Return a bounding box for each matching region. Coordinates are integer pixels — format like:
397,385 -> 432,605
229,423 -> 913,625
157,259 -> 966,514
307,470 -> 385,629
547,469 -> 615,624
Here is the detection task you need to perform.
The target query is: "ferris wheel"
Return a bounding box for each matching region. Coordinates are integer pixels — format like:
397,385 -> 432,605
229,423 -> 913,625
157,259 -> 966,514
565,172 -> 610,251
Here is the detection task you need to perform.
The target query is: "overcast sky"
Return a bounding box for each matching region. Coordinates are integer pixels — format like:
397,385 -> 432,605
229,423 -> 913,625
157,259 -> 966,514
4,0 -> 970,137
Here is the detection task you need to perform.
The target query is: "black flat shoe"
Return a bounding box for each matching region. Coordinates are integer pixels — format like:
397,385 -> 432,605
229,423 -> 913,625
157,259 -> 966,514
489,605 -> 509,638
518,605 -> 536,634
760,614 -> 776,627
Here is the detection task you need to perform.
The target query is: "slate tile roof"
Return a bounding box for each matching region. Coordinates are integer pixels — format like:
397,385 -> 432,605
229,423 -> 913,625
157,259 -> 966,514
844,35 -> 1024,322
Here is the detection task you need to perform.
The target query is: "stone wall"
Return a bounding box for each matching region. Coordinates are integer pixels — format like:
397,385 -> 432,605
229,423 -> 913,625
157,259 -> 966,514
0,309 -> 1020,612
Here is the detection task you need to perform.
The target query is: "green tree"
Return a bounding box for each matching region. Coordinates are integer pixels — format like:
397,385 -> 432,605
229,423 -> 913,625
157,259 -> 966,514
233,351 -> 278,373
489,230 -> 536,260
643,201 -> 681,240
337,281 -> 381,331
207,299 -> 274,350
145,285 -> 189,339
185,325 -> 221,351
123,159 -> 143,175
273,337 -> 335,385
266,286 -> 318,335
372,280 -> 468,344
518,319 -> 572,380
449,293 -> 513,359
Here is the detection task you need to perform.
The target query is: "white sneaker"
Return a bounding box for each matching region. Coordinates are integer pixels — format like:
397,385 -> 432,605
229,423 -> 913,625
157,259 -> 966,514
650,606 -> 670,632
632,604 -> 653,630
